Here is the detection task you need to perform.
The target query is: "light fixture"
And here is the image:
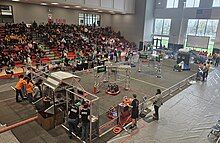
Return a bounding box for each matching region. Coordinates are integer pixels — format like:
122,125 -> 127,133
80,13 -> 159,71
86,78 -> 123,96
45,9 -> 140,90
75,5 -> 81,8
40,3 -> 48,5
158,2 -> 161,5
51,2 -> 59,5
12,0 -> 20,1
109,11 -> 115,14
83,9 -> 88,10
64,6 -> 70,8
93,9 -> 98,10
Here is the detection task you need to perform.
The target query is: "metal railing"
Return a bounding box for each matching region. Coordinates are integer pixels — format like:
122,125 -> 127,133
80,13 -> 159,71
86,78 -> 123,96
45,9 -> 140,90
146,73 -> 197,105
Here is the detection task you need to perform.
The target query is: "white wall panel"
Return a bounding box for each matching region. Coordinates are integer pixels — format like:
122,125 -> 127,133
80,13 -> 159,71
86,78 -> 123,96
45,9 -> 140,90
17,0 -> 135,13
101,14 -> 112,26
111,0 -> 147,44
144,0 -> 154,41
68,0 -> 83,4
114,0 -> 125,10
125,0 -> 135,13
85,0 -> 100,6
101,0 -> 113,8
0,1 -> 114,26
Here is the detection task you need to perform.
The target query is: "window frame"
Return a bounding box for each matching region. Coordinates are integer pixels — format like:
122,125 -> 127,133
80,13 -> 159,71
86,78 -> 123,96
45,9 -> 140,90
0,5 -> 14,23
186,18 -> 219,54
185,0 -> 200,8
153,18 -> 172,36
166,0 -> 179,8
78,13 -> 101,26
212,0 -> 220,7
186,19 -> 219,39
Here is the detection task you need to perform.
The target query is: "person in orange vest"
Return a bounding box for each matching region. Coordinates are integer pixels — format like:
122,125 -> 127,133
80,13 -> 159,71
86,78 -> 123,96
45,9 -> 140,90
15,75 -> 28,102
26,79 -> 34,103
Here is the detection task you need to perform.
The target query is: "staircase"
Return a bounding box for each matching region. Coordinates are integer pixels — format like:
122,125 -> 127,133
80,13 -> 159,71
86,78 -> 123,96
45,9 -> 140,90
32,31 -> 40,42
38,44 -> 60,63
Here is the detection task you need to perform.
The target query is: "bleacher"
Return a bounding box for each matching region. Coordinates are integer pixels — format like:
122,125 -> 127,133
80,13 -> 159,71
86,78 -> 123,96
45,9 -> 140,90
0,23 -> 135,73
0,26 -> 5,40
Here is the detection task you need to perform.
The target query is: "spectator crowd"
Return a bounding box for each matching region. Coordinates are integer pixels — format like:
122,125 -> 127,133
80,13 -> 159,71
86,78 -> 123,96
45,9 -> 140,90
0,21 -> 135,73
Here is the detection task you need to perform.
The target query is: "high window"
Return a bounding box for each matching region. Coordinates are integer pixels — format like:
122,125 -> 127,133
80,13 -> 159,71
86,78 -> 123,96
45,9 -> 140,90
166,0 -> 179,8
79,13 -> 100,26
213,0 -> 220,7
185,0 -> 200,8
154,19 -> 171,35
153,19 -> 171,48
0,5 -> 13,23
186,19 -> 219,53
187,19 -> 219,38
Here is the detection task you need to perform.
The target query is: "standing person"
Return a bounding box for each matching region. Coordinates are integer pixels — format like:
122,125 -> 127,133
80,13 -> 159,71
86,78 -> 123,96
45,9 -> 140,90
118,50 -> 122,61
35,79 -> 43,98
153,89 -> 163,120
202,63 -> 208,81
129,94 -> 139,129
15,75 -> 28,102
68,100 -> 80,139
206,62 -> 211,79
25,67 -> 32,79
33,84 -> 40,101
114,49 -> 118,62
26,79 -> 33,103
80,103 -> 90,142
216,53 -> 220,67
213,53 -> 217,67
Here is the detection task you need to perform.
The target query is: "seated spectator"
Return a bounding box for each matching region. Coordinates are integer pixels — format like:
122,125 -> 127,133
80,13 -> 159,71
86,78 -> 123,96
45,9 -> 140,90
1,22 -> 135,75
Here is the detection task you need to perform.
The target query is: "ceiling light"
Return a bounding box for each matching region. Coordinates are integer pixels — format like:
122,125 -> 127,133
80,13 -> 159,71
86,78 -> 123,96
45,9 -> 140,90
83,9 -> 87,10
40,3 -> 47,5
51,2 -> 59,5
64,6 -> 70,8
158,2 -> 161,4
12,0 -> 20,1
75,5 -> 81,8
93,9 -> 98,10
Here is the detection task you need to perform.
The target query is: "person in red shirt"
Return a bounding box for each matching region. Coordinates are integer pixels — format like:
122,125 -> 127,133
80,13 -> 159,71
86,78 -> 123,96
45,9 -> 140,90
15,75 -> 28,102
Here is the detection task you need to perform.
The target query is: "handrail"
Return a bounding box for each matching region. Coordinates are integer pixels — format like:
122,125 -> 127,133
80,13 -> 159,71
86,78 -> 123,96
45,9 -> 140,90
146,73 -> 197,104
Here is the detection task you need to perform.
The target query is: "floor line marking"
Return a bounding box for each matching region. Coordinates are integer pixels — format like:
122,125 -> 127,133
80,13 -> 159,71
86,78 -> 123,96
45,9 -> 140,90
0,82 -> 16,88
0,97 -> 15,103
119,74 -> 167,89
215,72 -> 220,79
119,121 -> 146,143
107,134 -> 130,143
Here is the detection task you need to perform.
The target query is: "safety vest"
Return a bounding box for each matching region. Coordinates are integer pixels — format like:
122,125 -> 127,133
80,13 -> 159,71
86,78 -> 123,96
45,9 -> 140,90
26,82 -> 33,94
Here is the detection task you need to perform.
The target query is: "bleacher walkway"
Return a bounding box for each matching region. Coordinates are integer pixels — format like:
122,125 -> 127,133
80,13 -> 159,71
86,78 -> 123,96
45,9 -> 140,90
108,67 -> 220,143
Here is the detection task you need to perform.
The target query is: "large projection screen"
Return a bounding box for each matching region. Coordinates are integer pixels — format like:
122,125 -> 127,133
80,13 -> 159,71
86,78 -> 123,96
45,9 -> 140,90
186,35 -> 210,49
